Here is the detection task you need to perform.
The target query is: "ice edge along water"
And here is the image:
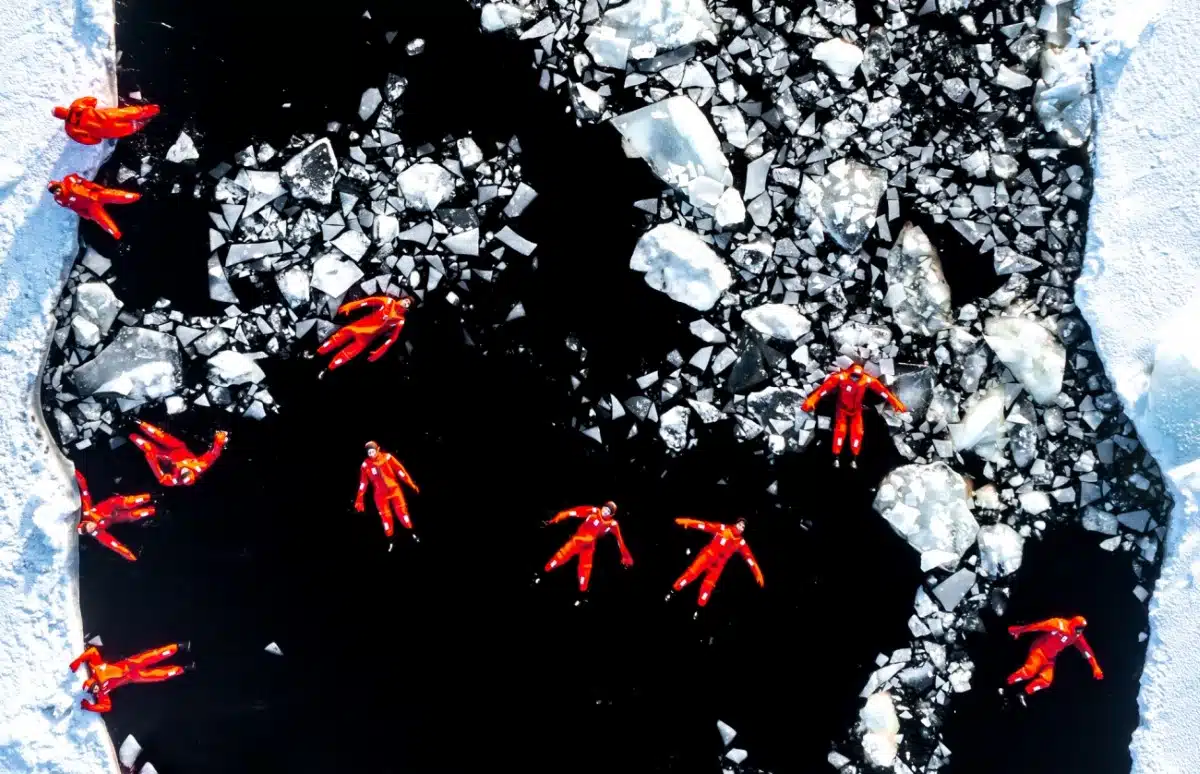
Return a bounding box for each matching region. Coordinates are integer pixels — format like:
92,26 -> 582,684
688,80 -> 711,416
1074,0 -> 1200,772
0,0 -> 121,772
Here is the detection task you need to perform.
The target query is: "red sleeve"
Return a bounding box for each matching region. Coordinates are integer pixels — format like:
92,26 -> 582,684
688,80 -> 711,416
802,372 -> 843,411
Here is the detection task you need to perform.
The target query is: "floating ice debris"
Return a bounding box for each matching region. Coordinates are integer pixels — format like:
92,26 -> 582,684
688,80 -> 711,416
811,38 -> 863,79
932,568 -> 976,611
358,87 -> 382,120
993,246 -> 1041,275
659,404 -> 690,451
859,692 -> 900,768
141,764 -> 160,774
406,38 -> 426,56
265,642 -> 283,656
397,162 -> 455,211
118,735 -> 142,769
207,351 -> 266,387
976,524 -> 1024,577
983,316 -> 1065,405
332,230 -> 370,261
443,228 -> 480,256
717,720 -> 737,746
885,224 -> 953,337
584,28 -> 632,70
714,187 -> 746,229
275,266 -> 310,309
227,240 -> 283,267
892,367 -> 935,422
242,171 -> 287,218
480,2 -> 524,31
874,462 -> 979,572
569,82 -> 607,121
594,0 -> 719,60
207,256 -> 238,304
831,321 -> 892,355
72,327 -> 183,402
503,183 -> 538,218
815,159 -> 886,253
1019,490 -> 1052,516
629,224 -> 731,311
73,282 -> 121,338
949,384 -> 1008,458
741,304 -> 810,341
165,131 -> 199,163
816,0 -> 856,26
281,139 -> 337,205
726,748 -> 748,764
311,253 -> 365,298
1035,46 -> 1093,146
495,226 -> 537,256
995,64 -> 1034,90
456,138 -> 484,169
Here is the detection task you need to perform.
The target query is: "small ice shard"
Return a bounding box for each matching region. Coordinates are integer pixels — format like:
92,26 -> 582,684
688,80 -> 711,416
81,246 -> 112,276
118,735 -> 142,768
443,228 -> 480,256
884,224 -> 953,336
596,0 -> 719,59
281,139 -> 337,205
165,131 -> 199,163
406,38 -> 426,56
242,171 -> 286,218
629,224 -> 732,311
226,240 -> 282,267
207,256 -> 239,303
358,87 -> 382,120
275,266 -> 310,309
72,327 -> 183,402
874,462 -> 980,571
481,2 -> 524,31
892,367 -> 935,422
812,38 -> 863,78
311,253 -> 365,298
1019,491 -> 1052,515
585,28 -> 632,70
831,321 -> 892,354
949,384 -> 1008,456
265,642 -> 283,656
815,159 -> 886,253
993,246 -> 1041,275
995,64 -> 1034,90
976,524 -> 1024,577
398,162 -> 455,211
610,97 -> 731,206
506,303 -> 526,321
816,0 -> 856,25
725,749 -> 748,764
74,282 -> 122,338
858,692 -> 900,768
741,304 -> 810,341
862,97 -> 902,129
731,239 -> 772,273
503,183 -> 538,218
569,82 -> 607,121
1035,46 -> 1093,146
983,316 -> 1065,405
373,214 -> 399,244
933,568 -> 976,611
456,138 -> 484,169
496,226 -> 537,256
714,187 -> 745,228
141,764 -> 160,774
659,404 -> 690,450
717,720 -> 737,746
384,73 -> 409,102
332,230 -> 371,261
207,350 -> 266,387
71,316 -> 100,347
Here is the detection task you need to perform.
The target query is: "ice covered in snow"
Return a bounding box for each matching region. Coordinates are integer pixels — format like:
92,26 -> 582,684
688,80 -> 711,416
71,327 -> 183,402
858,692 -> 900,768
591,0 -> 719,61
206,351 -> 266,387
983,315 -> 1066,405
629,223 -> 731,311
884,224 -> 953,336
0,0 -> 122,770
948,384 -> 1008,460
976,523 -> 1025,577
397,162 -> 455,212
874,462 -> 980,571
811,38 -> 864,79
741,304 -> 810,341
164,131 -> 199,164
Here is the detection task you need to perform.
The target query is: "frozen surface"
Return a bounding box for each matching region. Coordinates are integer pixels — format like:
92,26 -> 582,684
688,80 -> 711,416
1073,0 -> 1200,771
0,0 -> 120,772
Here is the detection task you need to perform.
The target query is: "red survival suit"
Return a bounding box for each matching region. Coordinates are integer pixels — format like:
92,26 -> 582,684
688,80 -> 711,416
355,441 -> 420,537
48,174 -> 140,240
672,518 -> 764,607
75,470 -> 155,562
129,421 -> 228,486
71,643 -> 188,713
318,296 -> 412,373
1007,616 -> 1104,695
544,501 -> 633,592
801,363 -> 906,464
53,97 -> 160,145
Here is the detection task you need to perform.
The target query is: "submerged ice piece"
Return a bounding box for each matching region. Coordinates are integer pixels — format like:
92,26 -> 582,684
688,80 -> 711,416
816,159 -> 887,253
670,517 -> 763,607
317,295 -> 411,373
354,441 -> 420,538
543,501 -> 633,592
48,174 -> 140,240
70,643 -> 189,713
75,470 -> 155,562
128,420 -> 228,487
801,363 -> 906,465
1007,616 -> 1103,694
53,96 -> 160,145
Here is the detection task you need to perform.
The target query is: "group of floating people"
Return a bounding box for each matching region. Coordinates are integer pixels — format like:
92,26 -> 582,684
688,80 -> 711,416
52,97 -> 1102,714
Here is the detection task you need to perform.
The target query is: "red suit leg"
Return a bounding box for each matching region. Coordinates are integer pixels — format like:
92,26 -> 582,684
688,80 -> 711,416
576,543 -> 596,591
546,536 -> 583,574
1025,665 -> 1055,694
122,643 -> 181,669
696,564 -> 726,607
93,530 -> 137,562
373,489 -> 395,537
673,552 -> 711,592
832,410 -> 849,456
849,412 -> 865,457
130,665 -> 186,684
66,125 -> 101,145
1007,650 -> 1047,686
387,490 -> 412,530
84,202 -> 123,240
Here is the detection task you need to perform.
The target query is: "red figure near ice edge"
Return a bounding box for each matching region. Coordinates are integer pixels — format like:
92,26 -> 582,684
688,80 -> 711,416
75,470 -> 155,562
53,96 -> 160,145
318,295 -> 412,373
129,421 -> 228,487
801,363 -> 907,467
543,502 -> 633,592
355,441 -> 420,538
48,174 -> 140,240
1007,616 -> 1104,695
70,642 -> 189,713
670,518 -> 764,607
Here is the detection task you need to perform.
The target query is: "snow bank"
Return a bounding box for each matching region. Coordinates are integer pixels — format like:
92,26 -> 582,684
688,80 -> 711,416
0,0 -> 120,772
1074,0 -> 1200,772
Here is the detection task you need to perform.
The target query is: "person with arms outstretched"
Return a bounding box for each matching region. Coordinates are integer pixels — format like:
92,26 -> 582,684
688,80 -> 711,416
355,441 -> 420,538
48,175 -> 140,240
129,421 -> 228,486
318,295 -> 412,373
543,501 -> 633,592
70,642 -> 190,713
1007,615 -> 1103,695
53,96 -> 160,145
668,517 -> 764,607
801,363 -> 906,467
75,470 -> 155,562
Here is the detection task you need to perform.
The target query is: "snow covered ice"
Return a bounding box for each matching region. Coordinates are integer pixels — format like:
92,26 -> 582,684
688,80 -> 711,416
858,692 -> 900,768
591,0 -> 719,61
874,462 -> 980,572
811,38 -> 864,79
71,327 -> 183,402
983,315 -> 1066,405
884,224 -> 953,337
741,304 -> 810,341
397,162 -> 456,212
814,159 -> 887,254
629,223 -> 731,311
976,524 -> 1025,577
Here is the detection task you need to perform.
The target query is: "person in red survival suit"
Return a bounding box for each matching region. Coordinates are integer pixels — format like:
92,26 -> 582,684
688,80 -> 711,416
355,441 -> 420,538
543,501 -> 633,592
318,295 -> 412,374
75,470 -> 155,562
53,97 -> 160,145
668,518 -> 764,607
801,363 -> 907,467
48,174 -> 140,240
1007,616 -> 1104,695
70,642 -> 190,713
128,421 -> 228,487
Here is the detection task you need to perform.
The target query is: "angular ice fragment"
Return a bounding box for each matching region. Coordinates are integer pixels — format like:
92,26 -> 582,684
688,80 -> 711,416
281,139 -> 337,206
358,88 -> 382,120
569,82 -> 607,121
629,224 -> 731,311
596,0 -> 719,59
405,38 -> 425,56
949,384 -> 1007,455
165,131 -> 199,163
265,642 -> 283,656
443,228 -> 480,256
585,28 -> 633,70
207,256 -> 238,303
241,171 -> 287,219
74,282 -> 122,338
815,159 -> 886,253
332,230 -> 371,261
398,162 -> 455,211
311,253 -> 365,298
995,64 -> 1034,90
503,183 -> 539,218
714,187 -> 745,229
983,316 -> 1065,405
690,319 -> 726,344
831,321 -> 892,353
874,462 -> 979,571
731,239 -> 772,273
885,224 -> 953,336
456,138 -> 484,169
976,524 -> 1024,577
72,327 -> 182,402
659,404 -> 690,450
1019,491 -> 1052,515
933,568 -> 976,610
858,692 -> 900,768
816,0 -> 856,26
862,97 -> 902,129
717,719 -> 737,746
480,2 -> 525,31
725,749 -> 748,764
207,350 -> 266,387
993,246 -> 1041,275
1035,46 -> 1093,146
610,97 -> 731,206
275,266 -> 311,309
496,226 -> 537,256
741,304 -> 810,341
118,736 -> 142,768
71,316 -> 100,347
811,38 -> 864,79
892,367 -> 935,422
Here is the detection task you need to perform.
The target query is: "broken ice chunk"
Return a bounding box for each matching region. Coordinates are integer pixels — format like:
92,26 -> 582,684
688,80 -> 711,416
892,367 -> 935,422
242,171 -> 286,218
815,159 -> 886,253
207,350 -> 266,387
659,404 -> 690,451
995,64 -> 1034,90
311,253 -> 365,298
456,138 -> 484,169
503,183 -> 539,218
811,38 -> 863,79
74,282 -> 122,338
442,228 -> 480,256
496,226 -> 537,256
165,131 -> 199,163
398,162 -> 455,211
976,524 -> 1024,577
596,0 -> 720,60
332,230 -> 371,261
741,304 -> 810,341
358,87 -> 382,120
1035,46 -> 1093,147
884,224 -> 953,336
717,719 -> 736,746
726,749 -> 748,764
265,642 -> 283,656
281,139 -> 337,206
72,327 -> 183,402
949,384 -> 1007,456
585,28 -> 633,70
629,224 -> 732,311
858,692 -> 900,768
118,736 -> 142,769
831,321 -> 892,355
817,0 -> 856,25
275,267 -> 310,309
993,246 -> 1041,275
569,82 -> 607,121
480,2 -> 525,31
406,38 -> 426,56
933,568 -> 976,611
72,316 -> 100,347
983,316 -> 1065,405
874,462 -> 980,571
207,256 -> 239,303
714,187 -> 745,229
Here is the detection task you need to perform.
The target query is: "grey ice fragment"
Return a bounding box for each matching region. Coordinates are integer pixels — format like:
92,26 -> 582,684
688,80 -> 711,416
118,735 -> 142,768
495,226 -> 537,256
1019,491 -> 1052,515
689,319 -> 726,344
993,246 -> 1041,275
311,253 -> 365,298
242,171 -> 286,218
281,139 -> 337,206
976,524 -> 1024,577
874,462 -> 979,571
332,230 -> 371,261
398,162 -> 456,211
359,88 -> 383,120
884,224 -> 953,336
81,246 -> 112,276
480,3 -> 525,31
443,228 -> 480,256
984,316 -> 1065,405
503,183 -> 539,218
72,327 -> 183,402
949,384 -> 1007,455
456,138 -> 484,169
193,327 -> 229,357
265,642 -> 283,656
659,404 -> 690,451
405,38 -> 426,56
1035,47 -> 1093,146
596,0 -> 719,59
71,316 -> 100,347
717,719 -> 736,746
714,187 -> 745,229
226,240 -> 283,267
816,0 -> 856,26
569,82 -> 607,121
74,282 -> 122,337
858,692 -> 900,768
165,131 -> 199,163
506,303 -> 526,321
725,749 -> 748,764
207,350 -> 266,387
892,367 -> 935,421
933,569 -> 976,611
814,159 -> 886,253
811,38 -> 863,78
584,28 -> 633,70
629,224 -> 731,311
207,256 -> 239,303
741,304 -> 810,341
995,64 -> 1034,89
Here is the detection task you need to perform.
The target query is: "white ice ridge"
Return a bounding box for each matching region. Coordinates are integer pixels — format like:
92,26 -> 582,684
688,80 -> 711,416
0,0 -> 121,772
1073,0 -> 1200,772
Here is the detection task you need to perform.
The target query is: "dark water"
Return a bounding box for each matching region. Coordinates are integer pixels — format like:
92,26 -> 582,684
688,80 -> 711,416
55,2 -> 1146,773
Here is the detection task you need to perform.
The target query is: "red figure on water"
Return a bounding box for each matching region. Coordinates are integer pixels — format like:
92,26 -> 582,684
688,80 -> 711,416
48,174 -> 140,240
53,96 -> 160,145
129,421 -> 228,486
1007,616 -> 1104,695
75,470 -> 155,562
543,501 -> 633,592
355,441 -> 420,538
801,363 -> 906,467
70,642 -> 189,713
670,518 -> 764,607
318,295 -> 412,373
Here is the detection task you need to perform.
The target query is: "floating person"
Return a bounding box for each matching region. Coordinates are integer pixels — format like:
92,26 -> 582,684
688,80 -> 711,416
1006,616 -> 1104,695
543,501 -> 633,592
53,96 -> 160,145
70,642 -> 190,713
75,470 -> 156,562
354,441 -> 420,539
48,174 -> 140,240
668,517 -> 764,607
128,420 -> 228,487
800,363 -> 907,467
317,295 -> 412,374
